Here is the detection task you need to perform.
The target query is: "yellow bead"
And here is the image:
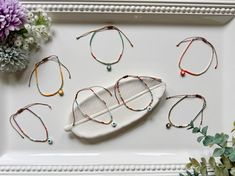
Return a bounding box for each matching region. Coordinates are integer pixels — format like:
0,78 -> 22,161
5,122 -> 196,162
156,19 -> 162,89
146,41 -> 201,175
58,89 -> 64,96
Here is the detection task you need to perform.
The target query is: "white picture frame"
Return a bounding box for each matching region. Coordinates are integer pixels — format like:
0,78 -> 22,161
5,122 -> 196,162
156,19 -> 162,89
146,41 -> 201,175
0,0 -> 234,175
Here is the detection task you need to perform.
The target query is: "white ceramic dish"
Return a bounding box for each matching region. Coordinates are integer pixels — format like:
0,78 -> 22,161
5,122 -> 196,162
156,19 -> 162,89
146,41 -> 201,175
0,0 -> 235,175
64,77 -> 166,140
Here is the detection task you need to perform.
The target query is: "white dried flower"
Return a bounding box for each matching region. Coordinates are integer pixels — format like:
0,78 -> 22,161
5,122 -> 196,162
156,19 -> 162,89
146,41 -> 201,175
28,37 -> 34,44
14,40 -> 22,47
34,15 -> 39,21
16,36 -> 23,42
27,12 -> 34,18
23,44 -> 29,50
41,12 -> 48,18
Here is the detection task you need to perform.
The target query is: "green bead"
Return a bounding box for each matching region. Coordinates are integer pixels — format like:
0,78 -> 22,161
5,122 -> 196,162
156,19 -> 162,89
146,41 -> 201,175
107,65 -> 112,72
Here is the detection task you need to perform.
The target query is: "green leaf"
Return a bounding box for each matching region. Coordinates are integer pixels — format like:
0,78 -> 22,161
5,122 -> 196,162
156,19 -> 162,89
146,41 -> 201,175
213,148 -> 225,157
200,165 -> 207,176
215,166 -> 223,176
193,169 -> 200,176
221,134 -> 229,146
186,163 -> 192,169
200,157 -> 207,166
192,127 -> 200,133
189,121 -> 194,128
228,150 -> 235,162
203,136 -> 214,146
221,155 -> 232,169
187,121 -> 194,130
214,133 -> 229,147
186,170 -> 193,176
189,158 -> 200,167
197,136 -> 204,143
209,157 -> 216,168
224,147 -> 233,156
214,133 -> 224,145
179,173 -> 185,176
222,168 -> 230,176
201,126 -> 208,136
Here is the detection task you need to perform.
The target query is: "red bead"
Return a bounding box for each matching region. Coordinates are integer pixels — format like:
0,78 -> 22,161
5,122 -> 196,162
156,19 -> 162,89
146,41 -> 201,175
180,70 -> 185,77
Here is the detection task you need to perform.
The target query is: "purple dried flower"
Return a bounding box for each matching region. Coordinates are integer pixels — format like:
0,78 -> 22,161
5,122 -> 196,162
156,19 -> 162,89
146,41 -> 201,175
0,0 -> 26,40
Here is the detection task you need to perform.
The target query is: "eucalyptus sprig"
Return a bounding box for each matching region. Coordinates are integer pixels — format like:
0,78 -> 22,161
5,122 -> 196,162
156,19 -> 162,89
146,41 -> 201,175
180,121 -> 235,176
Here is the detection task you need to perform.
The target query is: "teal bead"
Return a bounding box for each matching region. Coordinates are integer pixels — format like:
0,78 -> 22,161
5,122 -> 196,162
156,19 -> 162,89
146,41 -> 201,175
48,138 -> 53,145
107,65 -> 112,72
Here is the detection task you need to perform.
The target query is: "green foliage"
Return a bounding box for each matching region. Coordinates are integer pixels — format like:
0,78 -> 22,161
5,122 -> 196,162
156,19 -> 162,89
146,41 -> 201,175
180,121 -> 235,176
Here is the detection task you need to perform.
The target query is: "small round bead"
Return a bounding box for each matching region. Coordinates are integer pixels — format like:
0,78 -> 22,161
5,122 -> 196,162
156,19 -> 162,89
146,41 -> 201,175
166,123 -> 172,129
147,106 -> 152,111
180,70 -> 185,77
112,122 -> 117,128
58,89 -> 64,96
106,65 -> 112,72
48,138 -> 53,145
